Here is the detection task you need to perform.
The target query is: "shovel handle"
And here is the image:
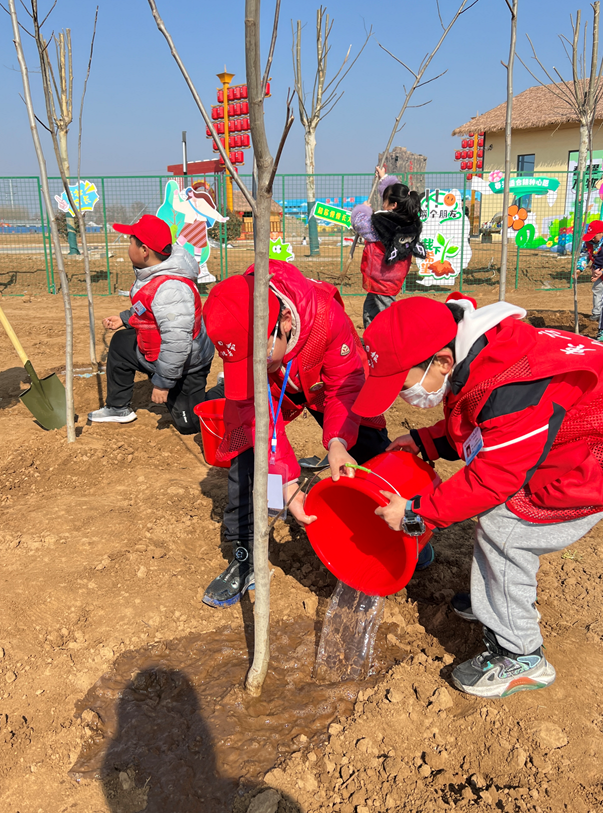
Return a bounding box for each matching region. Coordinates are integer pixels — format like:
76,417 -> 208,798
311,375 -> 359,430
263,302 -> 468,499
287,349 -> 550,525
0,303 -> 29,367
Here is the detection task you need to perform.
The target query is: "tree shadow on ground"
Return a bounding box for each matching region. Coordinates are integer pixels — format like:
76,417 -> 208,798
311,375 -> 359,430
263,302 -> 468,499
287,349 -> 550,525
100,666 -> 302,813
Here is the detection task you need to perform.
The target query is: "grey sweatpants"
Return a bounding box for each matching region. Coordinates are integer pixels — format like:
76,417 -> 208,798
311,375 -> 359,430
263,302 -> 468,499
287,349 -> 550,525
592,277 -> 603,319
363,293 -> 395,328
471,504 -> 603,655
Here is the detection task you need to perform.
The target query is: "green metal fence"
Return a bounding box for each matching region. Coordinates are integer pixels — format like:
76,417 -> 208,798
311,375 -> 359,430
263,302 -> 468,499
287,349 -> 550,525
0,169 -> 597,297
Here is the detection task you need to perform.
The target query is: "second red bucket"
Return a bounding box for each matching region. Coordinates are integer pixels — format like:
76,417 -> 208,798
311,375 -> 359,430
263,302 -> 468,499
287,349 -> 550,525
304,450 -> 439,597
194,398 -> 230,468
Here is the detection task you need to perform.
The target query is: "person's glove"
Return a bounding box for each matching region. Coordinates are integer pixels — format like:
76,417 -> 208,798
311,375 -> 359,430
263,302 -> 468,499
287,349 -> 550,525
401,500 -> 426,536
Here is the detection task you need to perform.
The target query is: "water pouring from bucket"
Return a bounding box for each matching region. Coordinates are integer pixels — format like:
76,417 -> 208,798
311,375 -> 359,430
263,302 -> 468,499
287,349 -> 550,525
306,450 -> 439,682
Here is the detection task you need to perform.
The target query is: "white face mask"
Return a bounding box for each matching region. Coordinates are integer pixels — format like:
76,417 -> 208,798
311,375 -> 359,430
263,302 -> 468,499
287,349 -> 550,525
399,357 -> 450,409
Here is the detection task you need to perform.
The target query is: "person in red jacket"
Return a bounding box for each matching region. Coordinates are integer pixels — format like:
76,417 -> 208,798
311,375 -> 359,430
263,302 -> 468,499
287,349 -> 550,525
201,261 -> 424,608
350,166 -> 425,327
353,295 -> 603,698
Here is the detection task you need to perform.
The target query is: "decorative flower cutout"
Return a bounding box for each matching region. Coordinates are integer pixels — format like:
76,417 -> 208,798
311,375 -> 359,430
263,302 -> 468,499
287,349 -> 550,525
508,204 -> 528,231
489,170 -> 503,183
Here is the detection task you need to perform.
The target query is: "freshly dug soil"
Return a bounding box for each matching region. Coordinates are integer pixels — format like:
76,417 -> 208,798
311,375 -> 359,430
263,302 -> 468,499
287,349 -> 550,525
0,285 -> 602,813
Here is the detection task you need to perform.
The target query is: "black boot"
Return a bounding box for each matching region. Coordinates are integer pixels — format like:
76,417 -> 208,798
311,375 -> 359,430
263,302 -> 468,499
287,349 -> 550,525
202,546 -> 254,609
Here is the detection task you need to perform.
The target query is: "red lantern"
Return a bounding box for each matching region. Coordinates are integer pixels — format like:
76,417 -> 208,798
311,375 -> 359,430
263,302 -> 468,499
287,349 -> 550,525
477,149 -> 484,158
206,127 -> 211,137
479,131 -> 485,136
242,117 -> 250,130
217,89 -> 224,103
227,87 -> 234,101
241,85 -> 248,98
219,154 -> 225,165
476,160 -> 483,169
460,151 -> 466,159
238,151 -> 244,163
241,101 -> 249,115
234,86 -> 241,100
219,106 -> 224,118
265,82 -> 271,97
468,132 -> 474,137
478,136 -> 484,147
242,133 -> 250,147
217,121 -> 225,135
211,107 -> 219,120
467,173 -> 473,180
460,161 -> 466,170
461,139 -> 467,149
235,135 -> 242,147
233,103 -> 240,116
455,151 -> 461,160
468,150 -> 474,159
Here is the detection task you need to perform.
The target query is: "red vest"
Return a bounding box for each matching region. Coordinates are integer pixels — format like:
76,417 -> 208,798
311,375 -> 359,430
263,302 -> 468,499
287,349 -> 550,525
129,275 -> 202,362
278,280 -> 386,430
360,241 -> 412,295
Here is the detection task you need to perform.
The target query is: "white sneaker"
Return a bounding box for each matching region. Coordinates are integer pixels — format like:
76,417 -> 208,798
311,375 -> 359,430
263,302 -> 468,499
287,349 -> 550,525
197,264 -> 216,284
88,406 -> 137,424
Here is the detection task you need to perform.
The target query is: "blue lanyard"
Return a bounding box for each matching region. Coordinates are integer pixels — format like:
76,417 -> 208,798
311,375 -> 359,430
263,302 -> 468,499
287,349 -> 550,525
268,360 -> 293,456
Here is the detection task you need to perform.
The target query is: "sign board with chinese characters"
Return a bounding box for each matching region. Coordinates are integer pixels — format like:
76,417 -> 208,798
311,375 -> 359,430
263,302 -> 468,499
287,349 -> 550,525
415,188 -> 471,287
312,202 -> 352,228
54,180 -> 99,216
564,150 -> 603,216
488,176 -> 560,197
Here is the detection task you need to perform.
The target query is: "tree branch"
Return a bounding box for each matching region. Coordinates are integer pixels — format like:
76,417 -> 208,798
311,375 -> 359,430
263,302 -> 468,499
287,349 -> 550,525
342,0 -> 476,278
266,90 -> 295,193
261,0 -> 281,99
146,0 -> 256,213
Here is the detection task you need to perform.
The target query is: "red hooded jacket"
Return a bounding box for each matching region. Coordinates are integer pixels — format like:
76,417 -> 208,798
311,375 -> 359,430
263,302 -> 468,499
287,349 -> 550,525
412,317 -> 603,528
217,262 -> 384,479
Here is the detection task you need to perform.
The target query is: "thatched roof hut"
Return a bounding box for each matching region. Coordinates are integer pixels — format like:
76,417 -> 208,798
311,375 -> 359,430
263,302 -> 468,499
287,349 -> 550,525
233,189 -> 282,216
452,82 -> 603,136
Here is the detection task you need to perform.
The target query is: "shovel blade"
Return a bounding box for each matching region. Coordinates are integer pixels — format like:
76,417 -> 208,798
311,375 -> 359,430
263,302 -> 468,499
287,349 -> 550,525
20,372 -> 67,430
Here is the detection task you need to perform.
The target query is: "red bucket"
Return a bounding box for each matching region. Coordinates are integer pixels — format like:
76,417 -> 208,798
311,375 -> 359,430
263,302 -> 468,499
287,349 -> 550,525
194,398 -> 230,468
304,451 -> 439,596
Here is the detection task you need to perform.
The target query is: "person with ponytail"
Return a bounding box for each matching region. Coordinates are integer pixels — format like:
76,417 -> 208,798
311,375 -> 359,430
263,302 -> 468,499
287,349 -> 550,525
351,166 -> 425,328
353,292 -> 603,698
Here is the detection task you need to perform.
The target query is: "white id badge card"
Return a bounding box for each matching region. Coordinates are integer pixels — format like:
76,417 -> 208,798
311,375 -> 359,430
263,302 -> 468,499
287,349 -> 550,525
463,426 -> 483,465
267,473 -> 285,516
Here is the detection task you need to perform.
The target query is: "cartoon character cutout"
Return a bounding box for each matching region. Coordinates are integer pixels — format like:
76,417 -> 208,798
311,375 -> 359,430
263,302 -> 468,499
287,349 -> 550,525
157,180 -> 227,283
416,188 -> 472,286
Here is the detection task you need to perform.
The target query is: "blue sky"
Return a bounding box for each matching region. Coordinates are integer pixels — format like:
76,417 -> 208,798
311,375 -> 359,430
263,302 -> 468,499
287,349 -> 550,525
0,0 -> 592,178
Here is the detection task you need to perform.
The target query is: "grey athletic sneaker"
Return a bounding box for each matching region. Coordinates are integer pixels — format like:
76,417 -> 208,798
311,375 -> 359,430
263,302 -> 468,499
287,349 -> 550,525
88,406 -> 137,424
451,628 -> 556,698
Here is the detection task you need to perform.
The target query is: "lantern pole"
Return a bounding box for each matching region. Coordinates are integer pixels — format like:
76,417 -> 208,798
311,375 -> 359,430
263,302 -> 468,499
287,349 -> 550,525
217,69 -> 235,211
469,133 -> 477,235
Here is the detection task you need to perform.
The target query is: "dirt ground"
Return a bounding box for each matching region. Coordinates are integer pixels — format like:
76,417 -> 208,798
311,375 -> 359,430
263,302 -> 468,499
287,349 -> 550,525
1,284 -> 603,813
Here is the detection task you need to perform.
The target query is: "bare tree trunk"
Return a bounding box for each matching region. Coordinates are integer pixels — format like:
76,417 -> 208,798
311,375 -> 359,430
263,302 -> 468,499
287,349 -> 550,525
58,129 -> 79,256
499,0 -> 518,302
573,122 -> 590,333
245,0 -> 274,698
9,0 -> 76,442
304,128 -> 319,255
77,9 -> 99,370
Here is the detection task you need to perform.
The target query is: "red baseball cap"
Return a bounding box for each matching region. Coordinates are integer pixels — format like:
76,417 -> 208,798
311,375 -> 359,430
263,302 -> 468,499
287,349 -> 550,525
583,220 -> 603,241
113,214 -> 172,254
203,275 -> 281,400
353,298 -> 458,418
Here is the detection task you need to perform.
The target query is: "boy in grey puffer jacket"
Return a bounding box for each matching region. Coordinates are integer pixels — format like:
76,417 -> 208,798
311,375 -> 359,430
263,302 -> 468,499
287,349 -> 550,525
88,215 -> 217,434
